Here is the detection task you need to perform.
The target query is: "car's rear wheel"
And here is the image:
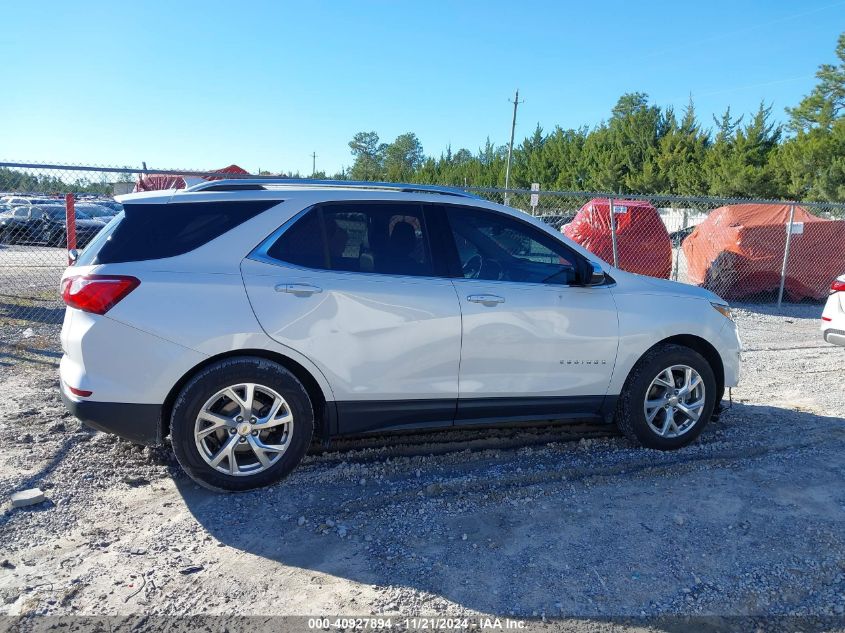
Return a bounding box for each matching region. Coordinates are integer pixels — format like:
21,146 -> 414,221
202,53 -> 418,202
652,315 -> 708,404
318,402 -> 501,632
170,357 -> 314,492
615,343 -> 717,450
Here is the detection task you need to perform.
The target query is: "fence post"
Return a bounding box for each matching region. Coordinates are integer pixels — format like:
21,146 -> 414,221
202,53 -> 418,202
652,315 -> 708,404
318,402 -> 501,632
65,193 -> 76,265
608,196 -> 619,267
776,204 -> 796,309
676,207 -> 689,281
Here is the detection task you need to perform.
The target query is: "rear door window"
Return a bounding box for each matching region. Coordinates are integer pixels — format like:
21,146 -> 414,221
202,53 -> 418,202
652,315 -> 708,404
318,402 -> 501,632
266,202 -> 436,277
265,208 -> 326,269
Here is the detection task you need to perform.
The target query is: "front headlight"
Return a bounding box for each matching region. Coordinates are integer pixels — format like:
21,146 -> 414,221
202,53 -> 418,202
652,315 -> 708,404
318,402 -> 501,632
711,302 -> 733,321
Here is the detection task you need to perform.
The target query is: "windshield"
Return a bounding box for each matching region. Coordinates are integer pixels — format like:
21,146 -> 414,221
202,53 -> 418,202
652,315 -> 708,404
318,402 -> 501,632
77,205 -> 112,217
45,207 -> 91,220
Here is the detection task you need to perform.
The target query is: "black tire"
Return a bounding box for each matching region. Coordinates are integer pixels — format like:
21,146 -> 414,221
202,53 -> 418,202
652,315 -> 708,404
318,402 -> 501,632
615,343 -> 717,450
170,357 -> 314,492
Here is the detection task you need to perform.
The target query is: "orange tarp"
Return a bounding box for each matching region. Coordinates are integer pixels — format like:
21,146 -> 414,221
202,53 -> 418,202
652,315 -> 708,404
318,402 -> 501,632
563,198 -> 672,278
682,204 -> 845,301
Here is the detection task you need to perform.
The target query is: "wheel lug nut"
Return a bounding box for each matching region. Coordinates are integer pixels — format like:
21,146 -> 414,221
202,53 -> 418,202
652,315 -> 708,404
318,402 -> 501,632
229,428 -> 236,434
236,416 -> 243,422
251,430 -> 258,436
239,437 -> 246,443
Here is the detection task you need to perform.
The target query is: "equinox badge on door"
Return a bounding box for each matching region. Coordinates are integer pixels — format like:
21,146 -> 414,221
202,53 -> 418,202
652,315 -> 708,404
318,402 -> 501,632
560,359 -> 608,365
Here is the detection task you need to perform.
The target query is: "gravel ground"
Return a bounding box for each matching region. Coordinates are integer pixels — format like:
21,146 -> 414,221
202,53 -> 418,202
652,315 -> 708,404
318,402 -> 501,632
1,304 -> 844,630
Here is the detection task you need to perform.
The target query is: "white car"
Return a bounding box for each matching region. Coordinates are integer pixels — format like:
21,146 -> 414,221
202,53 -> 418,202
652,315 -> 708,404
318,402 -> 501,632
59,180 -> 741,491
822,275 -> 845,346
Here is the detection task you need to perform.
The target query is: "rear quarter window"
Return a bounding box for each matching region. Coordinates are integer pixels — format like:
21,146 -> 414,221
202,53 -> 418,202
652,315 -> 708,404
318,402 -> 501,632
79,200 -> 279,264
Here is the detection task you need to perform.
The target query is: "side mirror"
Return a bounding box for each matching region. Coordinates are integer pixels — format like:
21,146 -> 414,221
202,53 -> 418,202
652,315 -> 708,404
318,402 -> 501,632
68,249 -> 78,263
586,260 -> 606,286
590,262 -> 606,286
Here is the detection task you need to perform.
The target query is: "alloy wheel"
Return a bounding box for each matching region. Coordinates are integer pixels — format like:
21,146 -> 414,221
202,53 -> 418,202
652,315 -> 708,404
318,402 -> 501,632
194,383 -> 294,476
643,365 -> 706,439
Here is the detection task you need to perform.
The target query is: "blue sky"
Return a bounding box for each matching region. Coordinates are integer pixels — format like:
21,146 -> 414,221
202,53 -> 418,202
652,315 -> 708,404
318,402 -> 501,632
2,1 -> 843,175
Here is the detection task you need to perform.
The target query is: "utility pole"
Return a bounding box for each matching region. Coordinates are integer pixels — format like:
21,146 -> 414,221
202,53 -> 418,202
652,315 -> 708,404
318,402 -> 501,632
311,152 -> 317,177
504,89 -> 523,206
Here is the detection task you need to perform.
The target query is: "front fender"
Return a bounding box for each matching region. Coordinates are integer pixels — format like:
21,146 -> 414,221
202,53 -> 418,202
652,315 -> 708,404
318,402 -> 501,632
607,293 -> 737,395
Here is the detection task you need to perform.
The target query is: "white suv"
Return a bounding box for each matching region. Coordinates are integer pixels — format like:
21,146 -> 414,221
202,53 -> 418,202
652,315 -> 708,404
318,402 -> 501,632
59,180 -> 741,491
822,274 -> 845,346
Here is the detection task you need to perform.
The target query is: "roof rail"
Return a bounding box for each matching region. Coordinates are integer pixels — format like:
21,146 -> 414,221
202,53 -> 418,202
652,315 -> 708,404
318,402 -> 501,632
183,177 -> 478,198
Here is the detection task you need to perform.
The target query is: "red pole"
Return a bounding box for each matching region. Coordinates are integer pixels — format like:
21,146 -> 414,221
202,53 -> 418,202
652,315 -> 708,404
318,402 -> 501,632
65,193 -> 77,264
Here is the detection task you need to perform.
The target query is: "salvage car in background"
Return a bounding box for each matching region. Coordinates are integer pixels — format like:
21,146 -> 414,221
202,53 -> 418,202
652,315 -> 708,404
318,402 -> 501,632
0,204 -> 103,247
0,195 -> 62,207
0,205 -> 63,243
822,275 -> 845,346
40,205 -> 104,246
562,199 -> 673,279
91,200 -> 123,214
75,203 -> 120,224
683,204 -> 845,301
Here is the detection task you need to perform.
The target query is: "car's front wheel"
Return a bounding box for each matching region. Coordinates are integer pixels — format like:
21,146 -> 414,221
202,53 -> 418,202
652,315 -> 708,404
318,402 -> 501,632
615,343 -> 717,450
170,357 -> 314,491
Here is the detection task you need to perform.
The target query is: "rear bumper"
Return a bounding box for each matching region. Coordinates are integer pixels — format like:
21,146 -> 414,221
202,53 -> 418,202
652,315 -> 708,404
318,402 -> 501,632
60,388 -> 162,445
821,292 -> 844,346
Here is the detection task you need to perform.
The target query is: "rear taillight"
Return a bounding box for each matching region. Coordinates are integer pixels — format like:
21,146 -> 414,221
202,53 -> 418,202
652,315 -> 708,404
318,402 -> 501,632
61,275 -> 140,314
832,280 -> 845,293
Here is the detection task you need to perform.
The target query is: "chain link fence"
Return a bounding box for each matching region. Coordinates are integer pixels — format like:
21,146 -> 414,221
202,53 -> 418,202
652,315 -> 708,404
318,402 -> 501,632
474,187 -> 845,306
2,161 -> 845,345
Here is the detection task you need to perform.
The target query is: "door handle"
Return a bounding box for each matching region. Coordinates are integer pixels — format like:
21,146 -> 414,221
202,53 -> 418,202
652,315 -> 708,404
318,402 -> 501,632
466,294 -> 505,306
274,283 -> 323,296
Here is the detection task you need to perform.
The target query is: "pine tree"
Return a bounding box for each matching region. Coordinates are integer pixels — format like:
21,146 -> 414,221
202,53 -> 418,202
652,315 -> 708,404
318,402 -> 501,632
606,93 -> 667,192
656,99 -> 709,195
787,33 -> 845,132
348,132 -> 385,181
384,133 -> 424,182
706,103 -> 781,198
